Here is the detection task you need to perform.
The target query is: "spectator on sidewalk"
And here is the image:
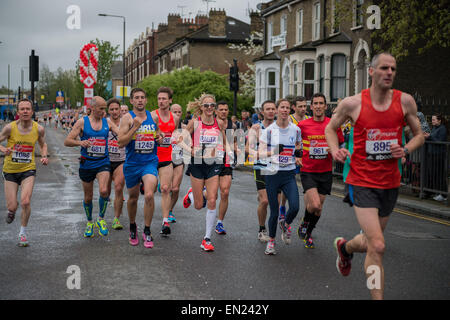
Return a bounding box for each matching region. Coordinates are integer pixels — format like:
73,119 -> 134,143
424,114 -> 448,201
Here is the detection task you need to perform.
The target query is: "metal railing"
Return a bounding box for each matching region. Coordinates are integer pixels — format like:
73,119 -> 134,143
332,141 -> 450,205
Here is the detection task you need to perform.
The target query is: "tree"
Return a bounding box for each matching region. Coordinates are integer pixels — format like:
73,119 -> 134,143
332,0 -> 450,61
137,67 -> 254,115
371,0 -> 450,60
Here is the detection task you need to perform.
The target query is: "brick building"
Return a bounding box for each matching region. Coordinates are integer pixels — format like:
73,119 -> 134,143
125,14 -> 208,87
154,9 -> 263,76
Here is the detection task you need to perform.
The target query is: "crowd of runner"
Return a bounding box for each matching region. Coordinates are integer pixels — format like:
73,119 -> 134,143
0,53 -> 426,300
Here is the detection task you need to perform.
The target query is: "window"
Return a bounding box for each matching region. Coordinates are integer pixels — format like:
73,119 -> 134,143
258,71 -> 262,103
293,63 -> 298,96
280,15 -> 287,35
267,22 -> 273,53
303,61 -> 315,101
318,56 -> 324,93
355,0 -> 364,27
313,3 -> 321,40
297,9 -> 303,44
331,54 -> 346,101
267,70 -> 277,102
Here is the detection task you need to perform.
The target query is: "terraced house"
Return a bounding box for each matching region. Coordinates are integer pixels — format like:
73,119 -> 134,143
255,0 -> 373,108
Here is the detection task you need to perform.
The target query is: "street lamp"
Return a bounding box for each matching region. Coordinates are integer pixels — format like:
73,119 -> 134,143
98,13 -> 126,104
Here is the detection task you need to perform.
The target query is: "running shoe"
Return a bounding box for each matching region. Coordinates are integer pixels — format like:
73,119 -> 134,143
112,218 -> 123,230
200,238 -> 215,252
215,222 -> 226,235
160,222 -> 171,236
265,239 -> 276,255
142,232 -> 154,248
281,224 -> 292,245
18,234 -> 28,247
96,219 -> 109,236
298,220 -> 309,240
258,229 -> 270,242
84,222 -> 95,238
183,187 -> 192,208
304,235 -> 315,249
334,237 -> 353,276
168,211 -> 176,223
6,212 -> 15,224
129,228 -> 139,246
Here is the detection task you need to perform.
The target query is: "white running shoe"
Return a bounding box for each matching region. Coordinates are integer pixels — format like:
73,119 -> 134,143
258,230 -> 270,242
265,240 -> 276,255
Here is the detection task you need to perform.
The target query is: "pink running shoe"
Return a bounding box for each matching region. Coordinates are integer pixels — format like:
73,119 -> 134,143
142,233 -> 154,248
129,228 -> 139,246
183,187 -> 193,208
18,234 -> 28,247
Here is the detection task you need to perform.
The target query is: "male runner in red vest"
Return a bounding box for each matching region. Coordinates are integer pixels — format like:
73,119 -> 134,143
325,52 -> 424,300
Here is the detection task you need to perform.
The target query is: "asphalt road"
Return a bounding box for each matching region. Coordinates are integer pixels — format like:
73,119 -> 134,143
0,124 -> 449,300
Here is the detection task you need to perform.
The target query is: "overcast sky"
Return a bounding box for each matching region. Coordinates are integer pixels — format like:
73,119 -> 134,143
0,0 -> 263,91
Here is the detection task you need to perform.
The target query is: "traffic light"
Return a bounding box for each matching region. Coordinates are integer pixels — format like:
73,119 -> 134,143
29,50 -> 39,82
229,61 -> 239,92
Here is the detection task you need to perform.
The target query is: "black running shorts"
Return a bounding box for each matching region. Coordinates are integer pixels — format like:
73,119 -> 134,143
300,171 -> 333,195
343,184 -> 399,217
3,170 -> 36,185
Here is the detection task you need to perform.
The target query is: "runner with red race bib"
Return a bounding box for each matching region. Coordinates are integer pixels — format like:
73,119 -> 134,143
152,87 -> 180,236
297,93 -> 344,249
325,52 -> 424,300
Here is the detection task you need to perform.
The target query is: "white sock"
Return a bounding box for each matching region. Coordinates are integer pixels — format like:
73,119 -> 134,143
205,209 -> 216,240
163,218 -> 169,224
19,226 -> 27,236
188,191 -> 194,203
217,219 -> 223,225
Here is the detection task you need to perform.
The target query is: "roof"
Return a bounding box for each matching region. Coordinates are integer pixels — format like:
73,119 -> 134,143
312,32 -> 353,46
187,17 -> 250,43
155,16 -> 259,58
253,51 -> 281,62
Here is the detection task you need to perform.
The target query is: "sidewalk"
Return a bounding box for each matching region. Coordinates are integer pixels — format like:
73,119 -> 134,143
235,165 -> 450,221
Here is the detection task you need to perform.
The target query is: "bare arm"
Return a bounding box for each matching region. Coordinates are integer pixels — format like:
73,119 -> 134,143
118,113 -> 141,148
0,124 -> 12,155
64,118 -> 90,148
37,125 -> 49,165
391,93 -> 425,158
325,97 -> 358,163
107,118 -> 119,135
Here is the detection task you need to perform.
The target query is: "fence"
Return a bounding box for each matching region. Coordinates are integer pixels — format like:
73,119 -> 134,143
332,141 -> 450,206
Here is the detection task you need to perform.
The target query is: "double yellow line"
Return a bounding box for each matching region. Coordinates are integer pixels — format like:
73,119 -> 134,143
331,191 -> 450,227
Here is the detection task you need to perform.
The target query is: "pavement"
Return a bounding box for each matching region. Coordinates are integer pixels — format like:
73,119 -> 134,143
235,165 -> 450,221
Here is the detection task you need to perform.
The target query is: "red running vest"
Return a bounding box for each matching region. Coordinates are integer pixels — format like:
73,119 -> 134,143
156,109 -> 176,163
346,89 -> 404,189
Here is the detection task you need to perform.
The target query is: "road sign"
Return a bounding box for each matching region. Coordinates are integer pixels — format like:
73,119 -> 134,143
116,86 -> 131,98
